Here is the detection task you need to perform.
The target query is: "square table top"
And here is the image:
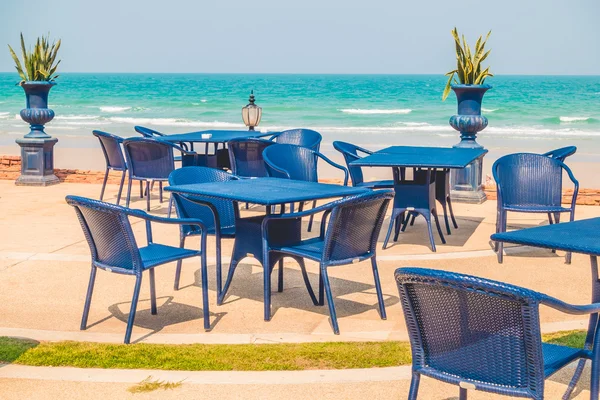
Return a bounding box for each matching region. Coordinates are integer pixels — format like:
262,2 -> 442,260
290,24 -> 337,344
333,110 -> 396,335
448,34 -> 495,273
162,130 -> 273,144
350,146 -> 488,169
491,217 -> 600,256
165,177 -> 370,206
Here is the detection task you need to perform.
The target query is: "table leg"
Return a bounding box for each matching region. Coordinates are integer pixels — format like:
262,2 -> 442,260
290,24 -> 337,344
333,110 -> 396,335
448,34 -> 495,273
563,255 -> 600,400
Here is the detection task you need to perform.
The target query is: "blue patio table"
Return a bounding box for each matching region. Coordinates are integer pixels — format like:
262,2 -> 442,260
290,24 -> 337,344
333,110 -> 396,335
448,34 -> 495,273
492,218 -> 600,400
164,178 -> 368,310
161,130 -> 275,169
350,146 -> 487,251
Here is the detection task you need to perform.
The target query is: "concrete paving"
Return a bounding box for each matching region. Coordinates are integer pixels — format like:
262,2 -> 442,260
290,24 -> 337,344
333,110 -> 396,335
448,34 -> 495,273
1,180 -> 600,398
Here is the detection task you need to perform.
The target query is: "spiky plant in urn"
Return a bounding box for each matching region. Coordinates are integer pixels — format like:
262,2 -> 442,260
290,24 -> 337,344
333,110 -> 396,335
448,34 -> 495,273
8,33 -> 61,186
443,28 -> 493,203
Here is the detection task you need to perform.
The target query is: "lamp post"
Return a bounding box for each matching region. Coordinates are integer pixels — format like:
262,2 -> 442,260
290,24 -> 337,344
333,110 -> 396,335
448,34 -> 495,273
241,90 -> 262,131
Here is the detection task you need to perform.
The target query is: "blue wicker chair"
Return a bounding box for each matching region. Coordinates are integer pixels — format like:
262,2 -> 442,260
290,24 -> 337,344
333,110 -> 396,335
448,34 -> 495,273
263,143 -> 349,232
168,167 -> 238,298
332,141 -> 394,189
396,267 -> 600,400
228,138 -> 275,178
270,128 -> 322,151
92,130 -> 127,205
66,195 -> 211,344
493,153 -> 578,263
262,190 -> 393,333
123,137 -> 196,213
135,125 -> 190,163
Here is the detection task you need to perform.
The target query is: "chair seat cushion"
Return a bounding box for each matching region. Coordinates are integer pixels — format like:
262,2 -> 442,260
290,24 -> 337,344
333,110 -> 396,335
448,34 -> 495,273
140,243 -> 200,269
503,205 -> 571,213
272,237 -> 325,261
356,180 -> 394,189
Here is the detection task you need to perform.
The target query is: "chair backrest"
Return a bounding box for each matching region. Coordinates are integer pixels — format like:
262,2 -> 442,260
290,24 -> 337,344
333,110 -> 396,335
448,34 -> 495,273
542,146 -> 577,162
272,129 -> 322,151
134,125 -> 165,138
123,137 -> 175,180
395,267 -> 545,397
323,191 -> 393,262
228,138 -> 275,177
493,153 -> 565,208
333,141 -> 372,186
66,195 -> 143,273
168,167 -> 237,234
93,130 -> 127,170
263,144 -> 319,182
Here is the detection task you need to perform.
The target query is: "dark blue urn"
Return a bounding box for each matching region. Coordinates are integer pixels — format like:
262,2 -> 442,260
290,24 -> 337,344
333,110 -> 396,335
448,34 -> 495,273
15,81 -> 59,186
449,84 -> 491,149
19,82 -> 56,138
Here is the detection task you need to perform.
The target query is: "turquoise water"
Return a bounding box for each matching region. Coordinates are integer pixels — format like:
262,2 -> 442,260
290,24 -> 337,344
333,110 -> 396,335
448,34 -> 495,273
1,73 -> 599,151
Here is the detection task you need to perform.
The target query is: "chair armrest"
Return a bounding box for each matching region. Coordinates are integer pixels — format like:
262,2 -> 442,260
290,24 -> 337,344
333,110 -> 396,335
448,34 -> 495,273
261,199 -> 342,225
124,207 -> 206,229
561,161 -> 579,209
162,140 -> 197,156
316,153 -> 349,186
541,296 -> 600,315
264,159 -> 292,179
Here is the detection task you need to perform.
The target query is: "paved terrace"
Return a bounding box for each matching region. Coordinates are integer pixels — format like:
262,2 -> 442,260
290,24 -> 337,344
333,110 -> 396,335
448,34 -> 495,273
1,180 -> 599,398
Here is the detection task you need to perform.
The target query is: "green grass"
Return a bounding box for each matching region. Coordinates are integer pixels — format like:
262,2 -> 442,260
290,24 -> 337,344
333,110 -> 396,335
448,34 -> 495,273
0,330 -> 587,371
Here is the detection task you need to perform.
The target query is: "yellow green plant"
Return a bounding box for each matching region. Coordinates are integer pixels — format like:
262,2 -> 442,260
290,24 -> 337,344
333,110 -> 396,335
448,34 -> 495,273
442,27 -> 493,101
8,33 -> 61,84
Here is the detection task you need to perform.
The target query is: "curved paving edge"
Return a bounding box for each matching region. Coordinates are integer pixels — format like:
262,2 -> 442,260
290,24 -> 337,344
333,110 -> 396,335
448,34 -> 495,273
0,364 -> 412,384
0,319 -> 588,345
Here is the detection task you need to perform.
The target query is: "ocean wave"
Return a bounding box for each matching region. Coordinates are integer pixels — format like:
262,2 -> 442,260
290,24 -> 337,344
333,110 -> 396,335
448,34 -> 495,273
108,117 -> 245,128
559,116 -> 593,123
99,106 -> 131,112
339,109 -> 412,115
482,108 -> 498,112
55,115 -> 101,121
0,112 -> 10,119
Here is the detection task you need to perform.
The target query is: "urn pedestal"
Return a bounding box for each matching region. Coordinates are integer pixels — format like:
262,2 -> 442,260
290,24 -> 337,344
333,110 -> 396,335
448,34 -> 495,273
15,82 -> 59,186
449,84 -> 490,204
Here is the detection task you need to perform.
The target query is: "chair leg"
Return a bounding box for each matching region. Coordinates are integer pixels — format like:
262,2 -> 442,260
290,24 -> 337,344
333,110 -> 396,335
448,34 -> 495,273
159,181 -> 164,203
497,211 -> 506,263
220,250 -> 241,305
124,275 -> 143,344
407,374 -> 420,400
393,212 -> 404,242
174,236 -> 186,291
401,214 -> 411,232
126,177 -> 133,208
433,209 -> 446,244
563,359 -> 587,400
139,181 -> 143,198
371,258 -> 387,320
459,387 -> 468,400
548,213 -> 554,225
318,268 -> 325,306
296,257 -> 318,305
447,196 -> 458,229
307,200 -> 317,232
99,168 -> 109,201
278,259 -> 284,293
263,253 -> 272,321
167,196 -> 174,218
116,171 -> 126,205
146,180 -> 151,211
424,214 -> 437,252
200,235 -> 210,330
149,268 -> 157,315
441,199 -> 451,235
555,212 -> 561,223
80,266 -> 97,330
382,210 -> 399,249
321,266 -> 340,334
409,213 -> 416,226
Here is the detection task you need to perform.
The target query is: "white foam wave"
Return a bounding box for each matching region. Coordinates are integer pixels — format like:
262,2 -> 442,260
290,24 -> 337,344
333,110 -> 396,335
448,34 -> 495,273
560,116 -> 591,123
55,115 -> 101,121
108,117 -> 245,129
339,109 -> 412,115
99,106 -> 131,112
0,112 -> 10,118
482,108 -> 498,112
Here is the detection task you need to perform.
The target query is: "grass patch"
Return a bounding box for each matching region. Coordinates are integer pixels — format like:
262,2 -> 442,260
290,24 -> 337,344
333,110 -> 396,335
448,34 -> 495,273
0,331 -> 587,371
127,376 -> 183,393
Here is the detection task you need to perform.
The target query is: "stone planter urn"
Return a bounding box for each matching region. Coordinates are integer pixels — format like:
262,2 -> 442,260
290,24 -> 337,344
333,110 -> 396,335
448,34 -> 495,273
449,84 -> 491,204
15,81 -> 59,186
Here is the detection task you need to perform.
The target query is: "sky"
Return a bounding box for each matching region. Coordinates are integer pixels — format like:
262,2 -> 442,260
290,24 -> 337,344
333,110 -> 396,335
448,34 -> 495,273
0,0 -> 598,75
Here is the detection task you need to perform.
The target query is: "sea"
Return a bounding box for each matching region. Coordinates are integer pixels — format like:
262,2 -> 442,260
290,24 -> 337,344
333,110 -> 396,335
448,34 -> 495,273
1,73 -> 599,162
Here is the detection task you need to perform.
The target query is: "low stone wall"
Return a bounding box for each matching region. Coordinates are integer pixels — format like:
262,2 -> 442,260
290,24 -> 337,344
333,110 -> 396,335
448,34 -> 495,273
1,155 -> 599,206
